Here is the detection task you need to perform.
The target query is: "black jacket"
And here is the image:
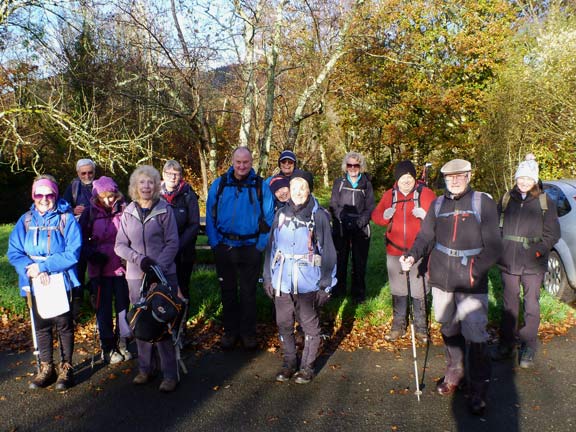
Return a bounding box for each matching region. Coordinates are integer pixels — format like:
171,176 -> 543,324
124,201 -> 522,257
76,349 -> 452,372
497,186 -> 560,275
409,187 -> 502,294
329,174 -> 375,237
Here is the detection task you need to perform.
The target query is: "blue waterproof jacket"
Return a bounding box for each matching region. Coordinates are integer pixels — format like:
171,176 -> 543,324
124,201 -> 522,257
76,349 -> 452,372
206,167 -> 274,251
264,197 -> 337,294
7,199 -> 82,297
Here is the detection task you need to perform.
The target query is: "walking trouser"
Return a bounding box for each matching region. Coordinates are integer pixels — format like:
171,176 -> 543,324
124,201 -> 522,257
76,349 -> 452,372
32,296 -> 74,364
214,244 -> 262,337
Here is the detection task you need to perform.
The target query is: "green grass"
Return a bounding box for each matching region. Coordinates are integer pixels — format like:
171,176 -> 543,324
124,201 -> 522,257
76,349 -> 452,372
1,219 -> 574,329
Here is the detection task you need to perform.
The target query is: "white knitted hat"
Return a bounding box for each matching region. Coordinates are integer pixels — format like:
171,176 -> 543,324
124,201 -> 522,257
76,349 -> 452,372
514,154 -> 539,183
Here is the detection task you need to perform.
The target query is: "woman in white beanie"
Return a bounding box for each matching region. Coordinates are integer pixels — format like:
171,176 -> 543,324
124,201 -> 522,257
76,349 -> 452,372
493,154 -> 560,368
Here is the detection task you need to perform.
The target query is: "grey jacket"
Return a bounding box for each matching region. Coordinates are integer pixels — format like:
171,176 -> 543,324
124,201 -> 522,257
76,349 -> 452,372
114,200 -> 179,280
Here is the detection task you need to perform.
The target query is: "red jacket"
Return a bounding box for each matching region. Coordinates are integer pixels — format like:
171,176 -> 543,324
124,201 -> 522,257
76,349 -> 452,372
372,183 -> 436,256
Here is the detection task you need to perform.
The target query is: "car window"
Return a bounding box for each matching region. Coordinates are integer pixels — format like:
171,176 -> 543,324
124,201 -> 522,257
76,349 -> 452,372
543,184 -> 572,217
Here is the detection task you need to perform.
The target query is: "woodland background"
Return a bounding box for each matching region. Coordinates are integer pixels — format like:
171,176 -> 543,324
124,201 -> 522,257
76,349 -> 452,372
1,0 -> 576,222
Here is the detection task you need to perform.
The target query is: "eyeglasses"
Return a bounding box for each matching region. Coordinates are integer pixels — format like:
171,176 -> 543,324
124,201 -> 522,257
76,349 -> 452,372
347,163 -> 360,169
163,171 -> 181,178
445,173 -> 469,182
34,193 -> 56,200
79,171 -> 94,176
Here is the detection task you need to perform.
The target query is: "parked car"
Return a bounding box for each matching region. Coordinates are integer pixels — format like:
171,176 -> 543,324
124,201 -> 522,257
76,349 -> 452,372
542,180 -> 576,302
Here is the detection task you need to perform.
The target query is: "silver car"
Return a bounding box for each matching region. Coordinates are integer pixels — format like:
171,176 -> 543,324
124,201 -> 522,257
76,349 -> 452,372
542,180 -> 576,302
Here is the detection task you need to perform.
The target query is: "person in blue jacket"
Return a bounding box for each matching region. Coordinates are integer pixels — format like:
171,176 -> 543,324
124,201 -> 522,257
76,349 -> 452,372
206,147 -> 274,349
263,170 -> 337,384
8,175 -> 82,391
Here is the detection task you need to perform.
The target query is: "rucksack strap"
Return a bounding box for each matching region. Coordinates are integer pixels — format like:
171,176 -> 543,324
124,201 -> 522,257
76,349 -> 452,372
499,191 -> 548,228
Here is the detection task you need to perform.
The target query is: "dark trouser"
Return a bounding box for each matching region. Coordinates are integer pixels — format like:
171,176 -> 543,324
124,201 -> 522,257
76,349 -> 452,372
333,230 -> 370,299
32,296 -> 74,364
500,272 -> 543,351
214,244 -> 261,337
176,254 -> 194,302
275,292 -> 321,370
92,276 -> 130,351
127,276 -> 179,381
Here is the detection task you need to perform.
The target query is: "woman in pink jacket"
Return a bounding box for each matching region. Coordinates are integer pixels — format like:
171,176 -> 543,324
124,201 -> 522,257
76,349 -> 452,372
80,176 -> 131,364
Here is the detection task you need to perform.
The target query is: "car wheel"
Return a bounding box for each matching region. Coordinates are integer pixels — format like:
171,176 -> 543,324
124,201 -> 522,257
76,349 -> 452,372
544,251 -> 576,302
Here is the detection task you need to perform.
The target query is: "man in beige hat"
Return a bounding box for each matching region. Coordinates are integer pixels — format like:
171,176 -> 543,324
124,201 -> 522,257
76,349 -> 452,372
399,158 -> 502,415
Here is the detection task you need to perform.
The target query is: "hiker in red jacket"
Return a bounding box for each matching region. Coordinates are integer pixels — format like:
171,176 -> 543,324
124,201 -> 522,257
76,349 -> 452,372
372,161 -> 436,342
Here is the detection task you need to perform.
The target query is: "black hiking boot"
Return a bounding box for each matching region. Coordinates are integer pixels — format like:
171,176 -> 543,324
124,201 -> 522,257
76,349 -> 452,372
294,367 -> 314,384
275,364 -> 296,382
29,362 -> 56,389
55,362 -> 74,391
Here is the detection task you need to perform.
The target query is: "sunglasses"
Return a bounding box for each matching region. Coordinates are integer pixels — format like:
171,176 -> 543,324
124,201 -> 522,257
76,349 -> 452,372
347,163 -> 360,169
79,171 -> 94,176
280,159 -> 295,165
34,193 -> 56,200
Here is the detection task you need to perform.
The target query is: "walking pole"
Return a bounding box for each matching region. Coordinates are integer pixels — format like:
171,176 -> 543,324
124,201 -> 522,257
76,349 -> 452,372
402,264 -> 422,402
26,291 -> 41,373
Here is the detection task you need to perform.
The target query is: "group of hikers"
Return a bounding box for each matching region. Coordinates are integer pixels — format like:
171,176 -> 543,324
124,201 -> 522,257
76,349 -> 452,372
6,148 -> 560,416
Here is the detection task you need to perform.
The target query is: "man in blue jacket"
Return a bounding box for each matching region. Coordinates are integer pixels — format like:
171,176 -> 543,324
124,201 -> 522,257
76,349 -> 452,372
206,147 -> 275,349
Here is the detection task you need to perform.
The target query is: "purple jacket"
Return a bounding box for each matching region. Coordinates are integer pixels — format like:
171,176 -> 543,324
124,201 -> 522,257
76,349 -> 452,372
114,199 -> 179,280
80,198 -> 126,278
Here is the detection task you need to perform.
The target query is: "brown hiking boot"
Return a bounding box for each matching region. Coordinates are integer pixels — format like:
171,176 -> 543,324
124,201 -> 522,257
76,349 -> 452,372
55,362 -> 74,391
384,328 -> 406,342
29,362 -> 56,389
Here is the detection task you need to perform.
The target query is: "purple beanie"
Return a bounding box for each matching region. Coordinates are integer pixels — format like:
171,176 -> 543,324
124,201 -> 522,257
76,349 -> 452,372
92,176 -> 119,197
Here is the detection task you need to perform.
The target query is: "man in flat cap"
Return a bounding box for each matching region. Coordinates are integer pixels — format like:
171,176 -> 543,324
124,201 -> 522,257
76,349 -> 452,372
400,158 -> 502,416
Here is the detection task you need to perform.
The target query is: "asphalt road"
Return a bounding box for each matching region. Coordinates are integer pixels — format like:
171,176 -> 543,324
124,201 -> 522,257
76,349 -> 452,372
1,327 -> 575,432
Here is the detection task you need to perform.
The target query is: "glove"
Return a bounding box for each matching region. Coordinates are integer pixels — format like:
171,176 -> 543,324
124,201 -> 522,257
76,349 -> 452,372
263,281 -> 274,299
412,207 -> 427,220
140,256 -> 156,272
90,252 -> 109,266
316,289 -> 331,307
383,207 -> 395,219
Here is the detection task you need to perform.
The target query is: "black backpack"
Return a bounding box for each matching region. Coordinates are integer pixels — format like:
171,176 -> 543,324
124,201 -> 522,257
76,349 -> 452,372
127,266 -> 184,343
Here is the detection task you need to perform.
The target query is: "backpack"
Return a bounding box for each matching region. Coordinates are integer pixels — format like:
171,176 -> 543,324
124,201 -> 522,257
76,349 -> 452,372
126,265 -> 184,343
24,211 -> 69,254
433,191 -> 485,223
384,184 -> 424,252
499,191 -> 548,228
212,173 -> 269,240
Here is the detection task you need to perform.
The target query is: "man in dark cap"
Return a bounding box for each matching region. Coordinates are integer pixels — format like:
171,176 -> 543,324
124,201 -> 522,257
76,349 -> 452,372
399,158 -> 502,416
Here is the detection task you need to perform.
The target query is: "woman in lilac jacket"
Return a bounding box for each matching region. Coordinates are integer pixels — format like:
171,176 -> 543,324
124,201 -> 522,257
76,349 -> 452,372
115,165 -> 181,392
80,176 -> 132,364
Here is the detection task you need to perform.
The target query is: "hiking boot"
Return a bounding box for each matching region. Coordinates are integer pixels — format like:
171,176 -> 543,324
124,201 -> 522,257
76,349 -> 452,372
415,330 -> 429,344
29,362 -> 56,389
275,365 -> 296,382
55,362 -> 74,391
220,333 -> 239,350
133,372 -> 151,385
384,328 -> 406,342
241,334 -> 258,350
159,378 -> 178,393
519,347 -> 535,369
118,338 -> 133,361
436,377 -> 459,396
491,344 -> 515,361
294,367 -> 314,384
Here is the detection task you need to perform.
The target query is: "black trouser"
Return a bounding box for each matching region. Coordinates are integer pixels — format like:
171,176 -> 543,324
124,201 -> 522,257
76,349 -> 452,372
333,229 -> 370,299
176,254 -> 194,302
32,296 -> 74,364
91,276 -> 130,351
214,244 -> 261,337
275,292 -> 321,369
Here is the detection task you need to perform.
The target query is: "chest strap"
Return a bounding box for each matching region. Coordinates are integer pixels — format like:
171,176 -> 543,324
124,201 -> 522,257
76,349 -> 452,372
503,235 -> 541,250
434,243 -> 482,266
